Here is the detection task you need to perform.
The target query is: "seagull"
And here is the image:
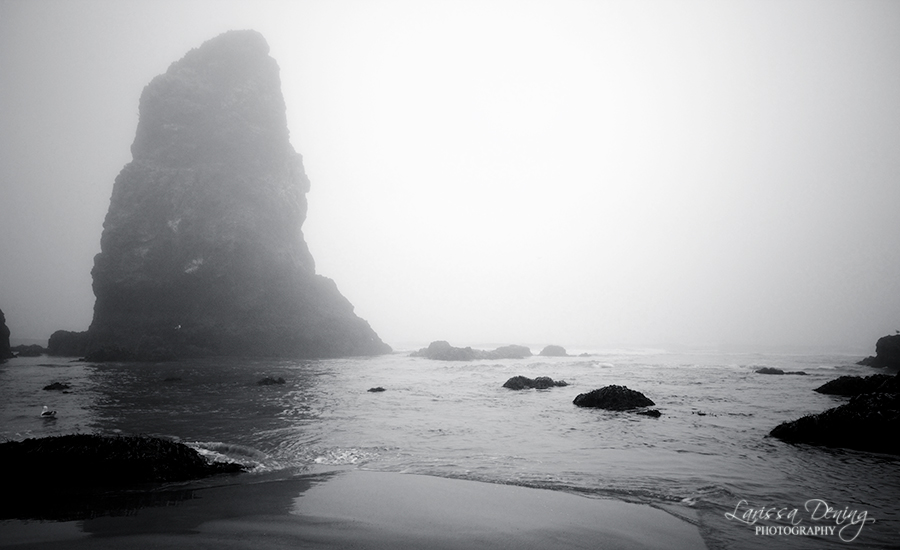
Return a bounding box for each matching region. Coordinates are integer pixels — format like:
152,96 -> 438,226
40,406 -> 57,418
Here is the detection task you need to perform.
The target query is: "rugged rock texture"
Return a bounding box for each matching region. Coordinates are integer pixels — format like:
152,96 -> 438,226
48,330 -> 89,357
814,374 -> 897,396
0,434 -> 244,520
0,309 -> 14,360
770,392 -> 900,455
410,341 -> 532,361
539,345 -> 568,357
573,385 -> 655,410
857,334 -> 900,369
85,30 -> 389,360
502,375 -> 568,390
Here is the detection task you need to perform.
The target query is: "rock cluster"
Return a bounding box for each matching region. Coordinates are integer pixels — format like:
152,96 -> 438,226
410,341 -> 532,361
755,367 -> 807,375
502,376 -> 568,390
814,374 -> 896,396
80,30 -> 390,361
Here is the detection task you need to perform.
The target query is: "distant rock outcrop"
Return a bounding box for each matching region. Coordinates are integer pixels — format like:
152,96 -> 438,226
502,375 -> 568,390
573,385 -> 656,411
48,330 -> 89,357
539,345 -> 568,357
0,309 -> 14,361
410,341 -> 532,361
814,374 -> 896,396
857,334 -> 900,369
82,30 -> 390,361
755,367 -> 807,375
12,344 -> 45,357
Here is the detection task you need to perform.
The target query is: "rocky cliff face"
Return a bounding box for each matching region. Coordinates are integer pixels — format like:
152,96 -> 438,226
0,309 -> 14,360
87,30 -> 390,360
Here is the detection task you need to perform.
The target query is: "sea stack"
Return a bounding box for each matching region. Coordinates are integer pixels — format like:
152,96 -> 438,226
86,30 -> 390,360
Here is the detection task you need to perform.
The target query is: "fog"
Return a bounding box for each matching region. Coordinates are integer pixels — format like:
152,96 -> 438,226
2,0 -> 898,352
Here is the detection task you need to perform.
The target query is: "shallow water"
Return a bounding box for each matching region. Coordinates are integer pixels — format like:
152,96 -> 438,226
1,350 -> 897,549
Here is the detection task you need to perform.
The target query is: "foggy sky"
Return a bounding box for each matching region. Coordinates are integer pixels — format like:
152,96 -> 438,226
1,0 -> 898,353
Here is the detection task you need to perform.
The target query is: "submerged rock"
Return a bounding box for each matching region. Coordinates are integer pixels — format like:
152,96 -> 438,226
368,387 -> 386,392
257,376 -> 285,386
573,385 -> 655,411
502,375 -> 568,390
770,392 -> 900,455
814,374 -> 896,396
43,382 -> 71,391
755,367 -> 807,375
82,30 -> 390,361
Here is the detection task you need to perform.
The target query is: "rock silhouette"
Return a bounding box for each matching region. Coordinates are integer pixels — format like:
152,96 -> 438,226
84,31 -> 390,361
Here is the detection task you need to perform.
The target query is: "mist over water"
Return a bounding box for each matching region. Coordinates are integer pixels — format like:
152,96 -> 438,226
2,1 -> 899,351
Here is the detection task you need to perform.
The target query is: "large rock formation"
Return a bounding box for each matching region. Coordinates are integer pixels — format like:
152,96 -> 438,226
85,31 -> 390,360
857,334 -> 900,369
573,385 -> 656,411
0,309 -> 13,360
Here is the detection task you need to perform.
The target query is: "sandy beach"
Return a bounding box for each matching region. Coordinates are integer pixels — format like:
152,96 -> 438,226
1,470 -> 707,550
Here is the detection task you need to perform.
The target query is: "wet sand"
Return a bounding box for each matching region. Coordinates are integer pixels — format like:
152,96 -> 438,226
0,470 -> 706,549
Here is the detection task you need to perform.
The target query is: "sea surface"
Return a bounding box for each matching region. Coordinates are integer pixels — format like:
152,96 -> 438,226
1,349 -> 898,549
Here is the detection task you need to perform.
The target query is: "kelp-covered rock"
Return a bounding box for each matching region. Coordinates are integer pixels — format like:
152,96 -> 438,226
573,385 -> 655,410
410,341 -> 532,361
814,374 -> 896,396
83,30 -> 390,361
770,392 -> 900,455
502,375 -> 568,390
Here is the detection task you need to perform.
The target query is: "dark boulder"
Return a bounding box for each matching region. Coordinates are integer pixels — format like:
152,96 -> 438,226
770,392 -> 900,455
573,385 -> 655,410
0,309 -> 14,361
257,377 -> 285,385
814,374 -> 895,396
43,382 -> 71,391
48,330 -> 90,357
539,345 -> 568,357
502,375 -> 568,390
368,387 -> 386,392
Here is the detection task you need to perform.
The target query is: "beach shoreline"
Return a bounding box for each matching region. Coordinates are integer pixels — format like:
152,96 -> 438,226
0,470 -> 707,549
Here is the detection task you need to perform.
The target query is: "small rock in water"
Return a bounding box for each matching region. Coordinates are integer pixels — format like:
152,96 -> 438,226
42,382 -> 71,391
368,387 -> 386,392
573,385 -> 655,411
257,377 -> 285,386
502,376 -> 568,390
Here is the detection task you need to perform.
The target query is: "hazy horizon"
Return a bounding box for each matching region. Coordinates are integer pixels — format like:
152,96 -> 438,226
2,0 -> 899,354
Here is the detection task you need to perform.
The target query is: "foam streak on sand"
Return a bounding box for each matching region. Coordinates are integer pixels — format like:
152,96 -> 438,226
0,471 -> 706,550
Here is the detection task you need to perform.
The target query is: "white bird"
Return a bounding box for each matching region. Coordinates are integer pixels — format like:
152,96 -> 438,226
40,406 -> 56,418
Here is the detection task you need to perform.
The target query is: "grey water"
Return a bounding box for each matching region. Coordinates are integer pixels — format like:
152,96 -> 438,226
1,350 -> 897,549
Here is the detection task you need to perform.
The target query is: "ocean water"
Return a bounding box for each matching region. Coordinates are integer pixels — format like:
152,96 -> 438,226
1,350 -> 897,549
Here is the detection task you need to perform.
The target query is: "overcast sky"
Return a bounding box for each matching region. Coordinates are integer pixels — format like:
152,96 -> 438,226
1,0 -> 898,353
